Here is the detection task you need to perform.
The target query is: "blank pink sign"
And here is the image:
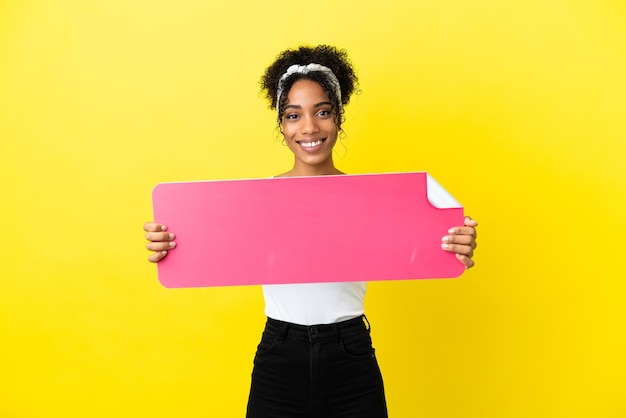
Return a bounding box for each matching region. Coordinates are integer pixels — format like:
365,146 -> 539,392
152,172 -> 465,288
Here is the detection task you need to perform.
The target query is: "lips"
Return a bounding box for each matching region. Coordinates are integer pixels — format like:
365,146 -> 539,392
296,138 -> 326,152
296,139 -> 324,148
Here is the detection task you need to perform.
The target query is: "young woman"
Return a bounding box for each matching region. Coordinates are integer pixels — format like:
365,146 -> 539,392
144,45 -> 478,418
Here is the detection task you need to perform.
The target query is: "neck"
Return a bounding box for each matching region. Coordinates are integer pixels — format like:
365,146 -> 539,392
278,158 -> 344,178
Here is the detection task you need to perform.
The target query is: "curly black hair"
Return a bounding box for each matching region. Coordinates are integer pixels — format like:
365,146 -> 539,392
260,45 -> 359,128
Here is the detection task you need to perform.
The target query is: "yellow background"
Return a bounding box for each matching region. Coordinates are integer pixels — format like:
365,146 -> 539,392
1,0 -> 625,417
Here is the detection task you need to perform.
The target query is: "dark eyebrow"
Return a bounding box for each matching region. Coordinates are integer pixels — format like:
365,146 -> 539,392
284,101 -> 332,110
314,101 -> 332,108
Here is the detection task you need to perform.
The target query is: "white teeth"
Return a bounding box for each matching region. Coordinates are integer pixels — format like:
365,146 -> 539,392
300,140 -> 323,148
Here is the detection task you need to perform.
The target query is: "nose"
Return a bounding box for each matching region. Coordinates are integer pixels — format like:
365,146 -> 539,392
300,114 -> 319,134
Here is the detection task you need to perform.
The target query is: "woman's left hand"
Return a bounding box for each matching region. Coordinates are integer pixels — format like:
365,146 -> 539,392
441,216 -> 478,269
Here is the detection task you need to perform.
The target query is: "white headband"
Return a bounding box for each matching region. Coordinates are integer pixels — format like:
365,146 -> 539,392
276,63 -> 342,115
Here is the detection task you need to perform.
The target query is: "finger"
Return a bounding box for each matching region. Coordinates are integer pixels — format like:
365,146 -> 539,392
146,241 -> 176,252
144,222 -> 168,233
145,231 -> 176,242
447,226 -> 477,238
464,216 -> 478,227
148,250 -> 168,263
441,242 -> 474,258
442,234 -> 477,249
455,253 -> 475,269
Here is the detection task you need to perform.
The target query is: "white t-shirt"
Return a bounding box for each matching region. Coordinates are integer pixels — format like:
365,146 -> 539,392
262,282 -> 366,326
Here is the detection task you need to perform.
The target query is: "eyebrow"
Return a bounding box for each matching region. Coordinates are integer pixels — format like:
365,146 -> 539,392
284,101 -> 332,110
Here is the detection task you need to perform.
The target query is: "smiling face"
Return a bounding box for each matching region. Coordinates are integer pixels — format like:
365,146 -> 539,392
280,78 -> 341,177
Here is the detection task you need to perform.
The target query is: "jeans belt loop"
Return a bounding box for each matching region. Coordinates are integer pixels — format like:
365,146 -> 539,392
362,314 -> 371,332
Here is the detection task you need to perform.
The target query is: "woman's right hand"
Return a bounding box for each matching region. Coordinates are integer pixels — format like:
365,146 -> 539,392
144,222 -> 176,263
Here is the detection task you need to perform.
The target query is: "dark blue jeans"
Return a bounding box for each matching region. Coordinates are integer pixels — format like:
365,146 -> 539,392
246,316 -> 388,418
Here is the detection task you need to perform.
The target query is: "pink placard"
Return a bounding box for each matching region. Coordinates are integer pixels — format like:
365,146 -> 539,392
152,172 -> 465,288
